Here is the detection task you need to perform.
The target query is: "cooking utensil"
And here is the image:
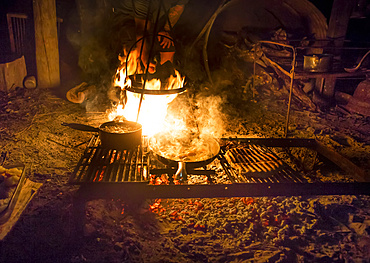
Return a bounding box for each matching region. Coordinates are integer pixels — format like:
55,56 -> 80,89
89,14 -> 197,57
62,121 -> 142,150
303,54 -> 333,72
149,134 -> 220,181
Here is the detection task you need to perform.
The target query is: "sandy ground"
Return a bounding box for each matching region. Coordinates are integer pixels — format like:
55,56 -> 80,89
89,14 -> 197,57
0,48 -> 370,263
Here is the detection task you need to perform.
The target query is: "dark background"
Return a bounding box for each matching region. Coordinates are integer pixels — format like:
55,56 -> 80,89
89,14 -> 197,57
0,0 -> 369,85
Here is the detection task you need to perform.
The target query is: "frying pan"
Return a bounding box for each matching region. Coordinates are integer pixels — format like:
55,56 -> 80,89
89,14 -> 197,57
149,133 -> 220,181
62,121 -> 142,150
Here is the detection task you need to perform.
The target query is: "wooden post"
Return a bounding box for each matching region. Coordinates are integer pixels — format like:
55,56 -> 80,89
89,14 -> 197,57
75,0 -> 95,41
327,0 -> 356,50
33,0 -> 60,88
322,0 -> 356,99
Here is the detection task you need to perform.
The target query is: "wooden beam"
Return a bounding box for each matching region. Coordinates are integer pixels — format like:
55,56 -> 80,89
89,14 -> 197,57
322,0 -> 356,99
327,0 -> 356,50
33,0 -> 60,88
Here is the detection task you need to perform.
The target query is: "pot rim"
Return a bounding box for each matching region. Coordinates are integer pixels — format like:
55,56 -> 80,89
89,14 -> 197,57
99,120 -> 142,135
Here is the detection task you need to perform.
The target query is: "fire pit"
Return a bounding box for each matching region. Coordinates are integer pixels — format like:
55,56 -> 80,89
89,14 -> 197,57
69,135 -> 370,236
149,132 -> 220,182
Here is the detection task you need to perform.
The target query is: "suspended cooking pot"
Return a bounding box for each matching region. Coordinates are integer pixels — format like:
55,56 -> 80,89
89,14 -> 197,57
63,120 -> 142,150
149,132 -> 220,181
126,74 -> 186,95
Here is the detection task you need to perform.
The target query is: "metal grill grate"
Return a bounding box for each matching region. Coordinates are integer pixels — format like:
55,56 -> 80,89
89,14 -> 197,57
70,136 -> 310,185
218,143 -> 308,184
70,135 -> 369,239
69,135 -> 149,184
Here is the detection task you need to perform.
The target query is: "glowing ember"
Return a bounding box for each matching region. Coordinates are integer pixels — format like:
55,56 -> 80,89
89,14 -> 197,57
109,48 -> 185,136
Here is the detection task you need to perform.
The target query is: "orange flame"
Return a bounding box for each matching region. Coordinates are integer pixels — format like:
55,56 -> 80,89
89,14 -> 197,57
109,49 -> 185,136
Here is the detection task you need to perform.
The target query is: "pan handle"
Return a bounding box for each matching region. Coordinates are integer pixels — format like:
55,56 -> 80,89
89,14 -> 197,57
61,122 -> 99,132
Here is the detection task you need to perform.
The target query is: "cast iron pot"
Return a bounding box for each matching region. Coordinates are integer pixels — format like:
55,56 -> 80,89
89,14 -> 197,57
63,121 -> 142,150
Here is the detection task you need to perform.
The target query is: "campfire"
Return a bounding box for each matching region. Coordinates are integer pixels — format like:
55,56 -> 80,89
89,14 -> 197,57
69,44 -> 367,188
2,0 -> 370,261
107,48 -> 185,137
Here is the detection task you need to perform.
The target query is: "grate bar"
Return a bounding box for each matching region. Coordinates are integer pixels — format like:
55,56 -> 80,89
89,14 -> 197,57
135,145 -> 142,181
72,137 -> 96,182
70,135 -> 149,184
85,148 -> 101,182
70,136 -> 335,186
112,151 -> 123,182
102,149 -> 115,182
222,142 -> 307,184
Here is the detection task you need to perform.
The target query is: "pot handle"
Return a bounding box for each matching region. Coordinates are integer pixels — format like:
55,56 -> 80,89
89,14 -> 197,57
61,122 -> 99,132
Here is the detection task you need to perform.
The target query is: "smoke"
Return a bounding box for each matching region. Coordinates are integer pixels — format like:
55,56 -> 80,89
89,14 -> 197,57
194,94 -> 227,138
164,92 -> 227,139
149,92 -> 226,161
82,83 -> 120,114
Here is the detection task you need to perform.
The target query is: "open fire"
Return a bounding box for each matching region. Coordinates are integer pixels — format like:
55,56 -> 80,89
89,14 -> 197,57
96,47 -> 229,183
108,48 -> 186,137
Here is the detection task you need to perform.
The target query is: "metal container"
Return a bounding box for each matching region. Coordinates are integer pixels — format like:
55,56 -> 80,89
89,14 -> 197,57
303,54 -> 333,72
23,75 -> 37,89
63,121 -> 142,150
98,121 -> 142,150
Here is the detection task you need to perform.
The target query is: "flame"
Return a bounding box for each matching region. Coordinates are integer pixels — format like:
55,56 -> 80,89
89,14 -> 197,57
121,92 -> 178,136
109,48 -> 185,136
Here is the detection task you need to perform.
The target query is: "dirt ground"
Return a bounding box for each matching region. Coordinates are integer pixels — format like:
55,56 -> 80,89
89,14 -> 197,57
1,51 -> 370,263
